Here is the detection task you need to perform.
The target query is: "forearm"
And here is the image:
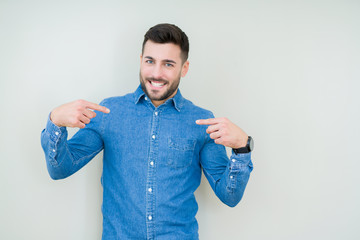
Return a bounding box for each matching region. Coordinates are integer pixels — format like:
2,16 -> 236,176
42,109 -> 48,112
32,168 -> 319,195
40,116 -> 103,180
41,117 -> 72,179
203,152 -> 253,207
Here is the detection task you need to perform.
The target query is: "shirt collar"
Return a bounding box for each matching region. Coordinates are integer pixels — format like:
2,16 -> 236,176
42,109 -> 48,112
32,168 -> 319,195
134,85 -> 146,104
134,85 -> 184,112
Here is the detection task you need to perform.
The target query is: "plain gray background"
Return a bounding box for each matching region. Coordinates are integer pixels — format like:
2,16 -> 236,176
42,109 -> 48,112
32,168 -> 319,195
1,0 -> 359,239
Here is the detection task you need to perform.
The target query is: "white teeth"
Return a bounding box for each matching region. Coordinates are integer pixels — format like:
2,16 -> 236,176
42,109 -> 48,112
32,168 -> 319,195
150,81 -> 165,87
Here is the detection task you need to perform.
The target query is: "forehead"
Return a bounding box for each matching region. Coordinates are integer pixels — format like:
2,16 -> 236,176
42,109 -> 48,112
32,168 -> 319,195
143,40 -> 182,61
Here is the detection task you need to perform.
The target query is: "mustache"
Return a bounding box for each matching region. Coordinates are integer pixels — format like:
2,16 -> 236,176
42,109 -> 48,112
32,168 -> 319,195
146,77 -> 168,84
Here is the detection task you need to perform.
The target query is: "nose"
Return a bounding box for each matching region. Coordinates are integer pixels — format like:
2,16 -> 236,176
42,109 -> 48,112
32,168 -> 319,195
152,63 -> 163,79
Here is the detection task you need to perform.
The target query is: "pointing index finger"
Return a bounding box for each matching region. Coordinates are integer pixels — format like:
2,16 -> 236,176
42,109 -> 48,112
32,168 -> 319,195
85,101 -> 110,114
196,118 -> 220,125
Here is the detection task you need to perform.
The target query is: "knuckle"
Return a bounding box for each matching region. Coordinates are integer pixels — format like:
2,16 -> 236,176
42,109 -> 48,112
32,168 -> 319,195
76,105 -> 83,111
75,113 -> 82,119
76,99 -> 86,107
70,119 -> 78,125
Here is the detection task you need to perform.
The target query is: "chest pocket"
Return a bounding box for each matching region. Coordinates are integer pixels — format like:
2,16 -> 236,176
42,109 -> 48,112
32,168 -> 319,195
167,138 -> 196,169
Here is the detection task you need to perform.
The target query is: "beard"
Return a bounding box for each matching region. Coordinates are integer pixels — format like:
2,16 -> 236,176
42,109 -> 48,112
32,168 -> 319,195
139,72 -> 181,102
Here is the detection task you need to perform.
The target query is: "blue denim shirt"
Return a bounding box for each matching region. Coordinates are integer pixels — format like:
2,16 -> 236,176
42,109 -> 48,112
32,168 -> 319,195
41,85 -> 253,240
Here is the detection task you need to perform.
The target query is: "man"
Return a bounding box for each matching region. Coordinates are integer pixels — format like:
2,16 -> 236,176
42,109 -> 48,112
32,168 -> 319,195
41,23 -> 254,239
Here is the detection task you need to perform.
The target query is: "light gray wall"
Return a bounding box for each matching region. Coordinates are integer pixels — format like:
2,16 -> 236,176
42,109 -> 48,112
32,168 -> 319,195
1,0 -> 359,239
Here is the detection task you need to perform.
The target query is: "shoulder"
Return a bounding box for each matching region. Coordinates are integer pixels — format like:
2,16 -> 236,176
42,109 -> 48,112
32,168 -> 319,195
99,92 -> 134,108
181,98 -> 214,119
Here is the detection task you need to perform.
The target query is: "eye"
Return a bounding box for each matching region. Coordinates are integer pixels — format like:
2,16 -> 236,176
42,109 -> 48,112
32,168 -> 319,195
146,60 -> 154,64
165,63 -> 174,67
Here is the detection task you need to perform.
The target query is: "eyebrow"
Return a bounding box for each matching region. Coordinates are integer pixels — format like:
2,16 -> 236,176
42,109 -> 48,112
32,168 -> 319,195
144,56 -> 177,64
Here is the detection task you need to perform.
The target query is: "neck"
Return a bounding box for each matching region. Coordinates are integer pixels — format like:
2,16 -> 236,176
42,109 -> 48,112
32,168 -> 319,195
151,89 -> 178,107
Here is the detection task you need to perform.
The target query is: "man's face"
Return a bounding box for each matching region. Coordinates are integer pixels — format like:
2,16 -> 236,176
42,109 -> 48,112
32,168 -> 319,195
140,40 -> 189,107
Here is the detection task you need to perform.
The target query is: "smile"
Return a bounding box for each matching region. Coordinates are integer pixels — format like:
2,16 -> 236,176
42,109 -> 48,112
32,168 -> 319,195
150,81 -> 165,87
148,79 -> 167,89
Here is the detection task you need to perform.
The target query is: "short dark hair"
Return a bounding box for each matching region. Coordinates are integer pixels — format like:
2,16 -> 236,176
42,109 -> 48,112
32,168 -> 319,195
142,23 -> 189,62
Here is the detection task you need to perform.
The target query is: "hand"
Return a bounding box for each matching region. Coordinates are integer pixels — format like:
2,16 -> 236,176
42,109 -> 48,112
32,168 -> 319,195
50,99 -> 110,128
196,117 -> 248,149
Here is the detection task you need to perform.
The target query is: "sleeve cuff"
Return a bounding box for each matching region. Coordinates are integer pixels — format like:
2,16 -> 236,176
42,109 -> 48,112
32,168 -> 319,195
45,113 -> 66,142
230,151 -> 251,165
228,152 -> 252,173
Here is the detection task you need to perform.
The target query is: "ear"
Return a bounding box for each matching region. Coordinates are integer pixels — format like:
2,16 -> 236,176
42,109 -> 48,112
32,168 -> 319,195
181,61 -> 189,77
140,54 -> 143,64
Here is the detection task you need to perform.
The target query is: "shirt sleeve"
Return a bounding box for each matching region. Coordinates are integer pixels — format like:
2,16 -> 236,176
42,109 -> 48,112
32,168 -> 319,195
199,117 -> 253,207
40,106 -> 105,180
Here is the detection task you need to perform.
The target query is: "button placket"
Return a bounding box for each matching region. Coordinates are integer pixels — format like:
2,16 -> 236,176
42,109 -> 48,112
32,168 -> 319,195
146,108 -> 160,239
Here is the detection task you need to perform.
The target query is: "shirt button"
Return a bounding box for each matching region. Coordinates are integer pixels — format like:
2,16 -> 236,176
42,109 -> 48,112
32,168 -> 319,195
145,97 -> 148,101
155,111 -> 158,116
150,161 -> 154,166
55,132 -> 59,136
148,215 -> 152,221
148,188 -> 152,192
52,149 -> 56,152
232,159 -> 236,163
152,135 -> 156,139
230,176 -> 234,179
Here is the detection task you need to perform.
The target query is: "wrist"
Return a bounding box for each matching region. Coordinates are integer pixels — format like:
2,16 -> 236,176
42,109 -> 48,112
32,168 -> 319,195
50,111 -> 63,127
233,136 -> 254,154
